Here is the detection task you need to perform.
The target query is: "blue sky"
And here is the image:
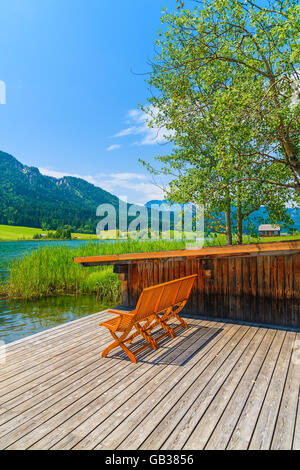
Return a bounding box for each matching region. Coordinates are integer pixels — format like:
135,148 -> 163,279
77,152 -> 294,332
0,0 -> 185,204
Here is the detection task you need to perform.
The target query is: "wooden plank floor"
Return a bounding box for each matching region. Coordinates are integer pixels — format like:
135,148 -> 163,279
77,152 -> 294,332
0,310 -> 299,450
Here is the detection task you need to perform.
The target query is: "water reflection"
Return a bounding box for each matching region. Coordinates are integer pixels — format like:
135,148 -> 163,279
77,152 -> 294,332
0,294 -> 107,344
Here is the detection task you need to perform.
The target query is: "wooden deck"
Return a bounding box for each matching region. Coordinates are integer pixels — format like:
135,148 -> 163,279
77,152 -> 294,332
0,310 -> 299,450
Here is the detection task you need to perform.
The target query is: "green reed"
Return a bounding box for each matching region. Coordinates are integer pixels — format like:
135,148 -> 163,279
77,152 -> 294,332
2,239 -> 186,300
2,234 -> 296,301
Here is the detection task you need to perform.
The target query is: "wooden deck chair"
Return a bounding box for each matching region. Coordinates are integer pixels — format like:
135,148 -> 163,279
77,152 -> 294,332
99,274 -> 197,363
155,275 -> 198,335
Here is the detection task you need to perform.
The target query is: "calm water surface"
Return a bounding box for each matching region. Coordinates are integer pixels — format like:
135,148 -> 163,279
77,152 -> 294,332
0,240 -> 107,344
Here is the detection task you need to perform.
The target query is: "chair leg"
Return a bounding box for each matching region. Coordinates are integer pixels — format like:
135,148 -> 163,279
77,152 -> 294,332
102,331 -> 120,358
154,311 -> 176,338
135,322 -> 158,350
159,303 -> 189,334
125,317 -> 154,345
174,312 -> 188,328
173,302 -> 189,328
102,330 -> 138,364
118,342 -> 138,364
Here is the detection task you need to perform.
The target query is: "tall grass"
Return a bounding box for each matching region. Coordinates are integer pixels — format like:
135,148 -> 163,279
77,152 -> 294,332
204,233 -> 300,246
1,234 -> 298,301
2,239 -> 186,301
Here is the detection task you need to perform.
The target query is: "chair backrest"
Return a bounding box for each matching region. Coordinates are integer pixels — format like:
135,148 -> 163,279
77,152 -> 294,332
173,275 -> 197,305
132,274 -> 197,324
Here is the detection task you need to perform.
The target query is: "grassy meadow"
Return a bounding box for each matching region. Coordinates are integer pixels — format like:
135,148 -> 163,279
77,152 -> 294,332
0,224 -> 44,241
0,223 -> 299,244
0,224 -> 98,241
205,233 -> 300,245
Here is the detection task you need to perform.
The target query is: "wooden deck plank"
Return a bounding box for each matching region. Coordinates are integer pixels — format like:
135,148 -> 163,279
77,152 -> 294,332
271,334 -> 300,450
34,322 -> 217,450
248,331 -> 296,450
3,322 -> 209,449
203,328 -> 279,450
0,323 -> 109,386
92,325 -> 243,451
292,332 -> 300,450
0,333 -> 111,402
181,328 -> 278,450
2,311 -> 107,355
226,329 -> 286,450
1,311 -> 111,365
0,315 -> 147,426
0,315 -> 112,382
0,309 -> 298,451
2,351 -> 160,450
51,323 -> 232,450
112,326 -> 251,451
147,327 -> 266,450
0,355 -> 128,441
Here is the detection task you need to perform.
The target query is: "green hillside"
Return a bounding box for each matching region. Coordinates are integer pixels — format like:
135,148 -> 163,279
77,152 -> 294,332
0,224 -> 99,241
0,224 -> 43,241
0,151 -> 121,232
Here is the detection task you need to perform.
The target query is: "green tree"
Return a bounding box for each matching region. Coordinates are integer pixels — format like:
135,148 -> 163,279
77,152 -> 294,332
154,0 -> 299,194
141,0 -> 299,244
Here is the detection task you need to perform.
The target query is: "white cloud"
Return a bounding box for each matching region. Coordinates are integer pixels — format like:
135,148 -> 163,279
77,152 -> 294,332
107,172 -> 147,180
106,144 -> 121,152
114,107 -> 175,146
0,80 -> 6,105
39,168 -> 99,186
96,172 -> 165,203
128,109 -> 141,119
39,167 -> 165,205
114,126 -> 143,138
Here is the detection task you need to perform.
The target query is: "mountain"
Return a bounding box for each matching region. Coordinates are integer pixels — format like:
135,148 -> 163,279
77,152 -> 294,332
145,200 -> 170,208
146,199 -> 300,233
244,206 -> 300,233
2,150 -> 299,235
0,151 -> 121,232
146,200 -> 188,211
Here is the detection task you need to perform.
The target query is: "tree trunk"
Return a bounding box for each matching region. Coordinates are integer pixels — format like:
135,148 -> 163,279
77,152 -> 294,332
236,201 -> 243,245
236,186 -> 243,245
276,116 -> 300,195
225,194 -> 232,245
281,138 -> 300,196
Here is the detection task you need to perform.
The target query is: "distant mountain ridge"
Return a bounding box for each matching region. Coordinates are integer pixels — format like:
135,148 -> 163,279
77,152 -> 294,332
1,151 -> 299,234
146,199 -> 300,233
0,151 -> 121,232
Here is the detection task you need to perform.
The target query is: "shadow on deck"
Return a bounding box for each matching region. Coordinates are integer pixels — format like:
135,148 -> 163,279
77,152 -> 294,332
109,324 -> 223,366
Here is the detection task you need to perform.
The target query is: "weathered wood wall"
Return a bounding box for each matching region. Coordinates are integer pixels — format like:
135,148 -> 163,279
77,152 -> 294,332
124,253 -> 300,328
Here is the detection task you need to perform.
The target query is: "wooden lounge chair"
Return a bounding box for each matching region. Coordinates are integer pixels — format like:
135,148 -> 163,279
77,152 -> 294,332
99,274 -> 197,363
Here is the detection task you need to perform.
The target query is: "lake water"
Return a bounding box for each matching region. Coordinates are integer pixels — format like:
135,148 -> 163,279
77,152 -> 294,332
0,240 -> 107,344
0,239 -> 96,280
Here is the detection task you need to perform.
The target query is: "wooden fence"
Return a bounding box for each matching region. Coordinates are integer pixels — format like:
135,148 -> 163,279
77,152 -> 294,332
75,240 -> 300,328
124,253 -> 300,328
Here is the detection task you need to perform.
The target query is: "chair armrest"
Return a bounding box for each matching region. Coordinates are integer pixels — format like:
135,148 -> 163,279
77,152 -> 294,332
108,309 -> 135,317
